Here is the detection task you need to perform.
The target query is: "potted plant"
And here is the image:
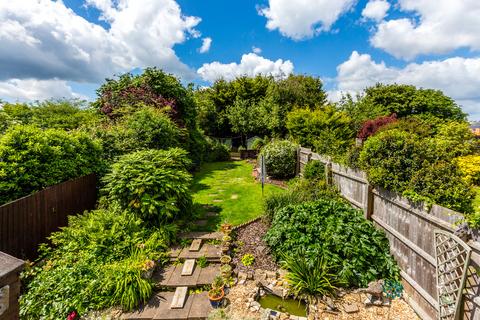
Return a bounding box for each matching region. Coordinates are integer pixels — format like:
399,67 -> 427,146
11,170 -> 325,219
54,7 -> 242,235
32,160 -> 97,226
141,259 -> 155,279
208,286 -> 225,308
221,264 -> 232,278
212,275 -> 225,290
220,223 -> 233,234
220,255 -> 232,264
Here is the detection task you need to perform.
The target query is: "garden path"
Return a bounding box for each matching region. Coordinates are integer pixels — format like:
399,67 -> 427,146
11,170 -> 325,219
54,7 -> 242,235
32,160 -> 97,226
122,231 -> 222,320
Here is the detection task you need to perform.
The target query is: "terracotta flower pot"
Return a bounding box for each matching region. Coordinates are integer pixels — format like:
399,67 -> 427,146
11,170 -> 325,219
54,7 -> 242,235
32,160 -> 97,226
208,288 -> 225,308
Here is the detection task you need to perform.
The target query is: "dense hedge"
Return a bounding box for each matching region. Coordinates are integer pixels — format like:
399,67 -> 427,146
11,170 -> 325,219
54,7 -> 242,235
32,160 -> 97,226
265,199 -> 399,287
101,148 -> 193,224
359,127 -> 476,213
0,125 -> 103,204
261,140 -> 297,179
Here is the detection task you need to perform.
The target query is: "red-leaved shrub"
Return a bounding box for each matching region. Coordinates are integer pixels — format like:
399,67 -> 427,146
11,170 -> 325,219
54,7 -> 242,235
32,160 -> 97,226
358,113 -> 397,140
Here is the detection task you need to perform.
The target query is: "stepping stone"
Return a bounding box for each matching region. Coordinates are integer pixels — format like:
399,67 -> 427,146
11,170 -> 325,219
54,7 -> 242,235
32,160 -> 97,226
170,287 -> 188,309
205,211 -> 218,217
160,263 -> 202,287
178,231 -> 222,240
230,194 -> 238,199
122,293 -> 168,319
189,239 -> 202,252
170,243 -> 222,262
212,199 -> 223,203
181,259 -> 195,276
187,292 -> 213,319
194,220 -> 208,227
197,264 -> 220,285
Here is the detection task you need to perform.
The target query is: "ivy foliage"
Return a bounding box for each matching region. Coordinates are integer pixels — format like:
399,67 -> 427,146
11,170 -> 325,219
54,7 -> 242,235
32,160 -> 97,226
265,199 -> 399,287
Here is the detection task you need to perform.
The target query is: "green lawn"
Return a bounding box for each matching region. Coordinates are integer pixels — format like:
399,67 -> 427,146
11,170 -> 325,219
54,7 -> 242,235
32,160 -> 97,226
191,160 -> 284,231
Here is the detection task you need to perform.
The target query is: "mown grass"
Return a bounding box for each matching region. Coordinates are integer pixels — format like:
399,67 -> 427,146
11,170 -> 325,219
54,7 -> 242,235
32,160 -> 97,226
191,160 -> 284,231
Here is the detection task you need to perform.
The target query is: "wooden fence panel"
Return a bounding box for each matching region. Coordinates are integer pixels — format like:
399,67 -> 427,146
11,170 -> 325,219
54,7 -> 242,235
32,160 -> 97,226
0,174 -> 97,260
298,148 -> 480,320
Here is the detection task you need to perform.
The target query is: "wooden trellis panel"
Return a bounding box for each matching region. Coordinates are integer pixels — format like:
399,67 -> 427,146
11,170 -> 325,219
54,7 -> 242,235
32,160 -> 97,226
434,230 -> 472,320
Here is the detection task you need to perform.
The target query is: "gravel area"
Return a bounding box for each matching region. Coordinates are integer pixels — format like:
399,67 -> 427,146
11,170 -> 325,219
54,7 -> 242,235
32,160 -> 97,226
232,219 -> 278,273
222,282 -> 420,320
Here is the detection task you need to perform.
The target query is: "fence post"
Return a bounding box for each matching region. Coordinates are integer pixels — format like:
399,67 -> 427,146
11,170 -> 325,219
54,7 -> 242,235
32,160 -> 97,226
0,252 -> 24,320
325,162 -> 333,186
364,184 -> 374,220
296,147 -> 301,176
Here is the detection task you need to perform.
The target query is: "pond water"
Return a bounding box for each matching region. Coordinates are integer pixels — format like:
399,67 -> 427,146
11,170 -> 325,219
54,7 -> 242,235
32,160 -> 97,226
258,294 -> 308,317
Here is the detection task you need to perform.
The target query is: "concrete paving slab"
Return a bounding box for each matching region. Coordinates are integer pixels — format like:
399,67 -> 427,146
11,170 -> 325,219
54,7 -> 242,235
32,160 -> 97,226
182,259 -> 195,276
170,286 -> 188,309
189,239 -> 202,252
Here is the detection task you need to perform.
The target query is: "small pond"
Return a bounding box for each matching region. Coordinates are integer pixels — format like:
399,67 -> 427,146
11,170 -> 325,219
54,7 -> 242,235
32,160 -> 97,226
258,294 -> 308,317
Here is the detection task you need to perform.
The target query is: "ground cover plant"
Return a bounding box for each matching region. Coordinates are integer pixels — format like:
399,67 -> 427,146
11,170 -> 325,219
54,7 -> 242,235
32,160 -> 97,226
265,199 -> 399,288
263,177 -> 342,222
20,209 -> 177,318
191,160 -> 284,230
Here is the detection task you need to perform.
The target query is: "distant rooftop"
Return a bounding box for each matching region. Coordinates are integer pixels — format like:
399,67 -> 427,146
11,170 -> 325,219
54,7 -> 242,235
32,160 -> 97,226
471,121 -> 480,129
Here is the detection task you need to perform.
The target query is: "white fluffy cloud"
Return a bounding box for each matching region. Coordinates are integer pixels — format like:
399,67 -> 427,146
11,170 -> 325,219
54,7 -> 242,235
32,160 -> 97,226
0,0 -> 200,86
199,37 -> 212,53
370,0 -> 480,60
361,0 -> 390,21
330,51 -> 480,119
0,79 -> 84,101
252,47 -> 262,54
259,0 -> 356,40
197,53 -> 294,82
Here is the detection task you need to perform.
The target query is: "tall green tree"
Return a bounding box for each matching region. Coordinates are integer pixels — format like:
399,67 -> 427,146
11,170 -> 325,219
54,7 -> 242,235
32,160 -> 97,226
339,83 -> 467,128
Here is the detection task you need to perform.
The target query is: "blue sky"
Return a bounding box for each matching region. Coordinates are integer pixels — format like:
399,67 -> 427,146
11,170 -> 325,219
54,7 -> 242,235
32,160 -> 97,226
0,0 -> 479,119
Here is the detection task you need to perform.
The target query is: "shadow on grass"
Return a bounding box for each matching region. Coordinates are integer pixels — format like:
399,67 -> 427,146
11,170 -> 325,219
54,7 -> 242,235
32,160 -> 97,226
190,203 -> 223,232
192,161 -> 241,183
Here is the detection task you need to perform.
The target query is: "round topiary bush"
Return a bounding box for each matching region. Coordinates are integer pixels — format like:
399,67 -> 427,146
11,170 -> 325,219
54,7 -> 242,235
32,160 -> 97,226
101,148 -> 192,224
261,140 -> 297,179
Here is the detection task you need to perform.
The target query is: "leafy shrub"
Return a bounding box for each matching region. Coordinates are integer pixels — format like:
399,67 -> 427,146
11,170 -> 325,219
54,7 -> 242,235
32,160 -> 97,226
206,138 -> 231,162
432,121 -> 478,159
359,129 -> 425,192
406,161 -> 475,213
303,160 -> 325,180
286,106 -> 355,159
241,254 -> 255,267
281,251 -> 343,302
20,209 -> 177,318
89,108 -> 181,161
250,137 -> 265,151
93,68 -> 197,129
261,140 -> 297,179
264,178 -> 341,222
340,84 -> 466,127
0,125 -> 103,204
359,128 -> 476,213
457,155 -> 480,185
265,199 -> 399,287
357,113 -> 397,140
101,148 -> 192,224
